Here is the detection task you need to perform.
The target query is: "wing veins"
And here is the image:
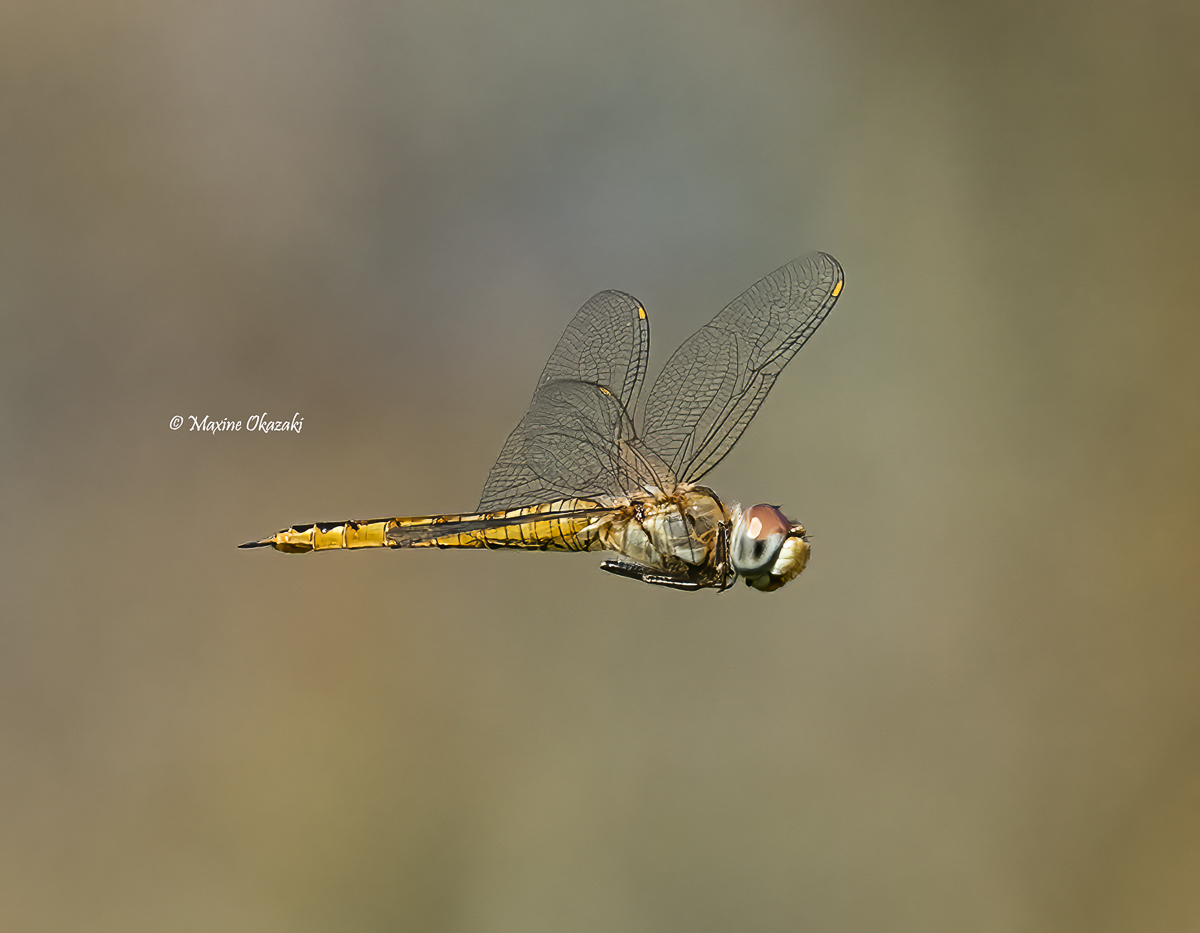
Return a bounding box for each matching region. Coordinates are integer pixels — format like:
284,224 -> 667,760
641,253 -> 843,482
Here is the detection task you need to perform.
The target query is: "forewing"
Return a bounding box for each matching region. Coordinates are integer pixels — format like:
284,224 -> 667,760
641,253 -> 843,483
479,290 -> 656,510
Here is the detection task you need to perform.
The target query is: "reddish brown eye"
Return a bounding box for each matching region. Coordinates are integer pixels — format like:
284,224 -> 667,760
732,504 -> 796,577
743,504 -> 791,539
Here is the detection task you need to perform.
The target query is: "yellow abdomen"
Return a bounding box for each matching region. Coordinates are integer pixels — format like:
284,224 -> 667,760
241,498 -> 606,554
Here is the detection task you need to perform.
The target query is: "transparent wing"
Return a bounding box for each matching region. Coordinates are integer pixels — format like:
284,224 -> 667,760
479,289 -> 665,511
641,253 -> 844,483
534,289 -> 649,408
480,380 -> 672,509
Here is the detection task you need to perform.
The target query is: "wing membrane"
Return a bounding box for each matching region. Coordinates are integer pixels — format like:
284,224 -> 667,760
480,380 -> 671,508
479,290 -> 658,510
535,289 -> 649,408
641,253 -> 843,483
479,256 -> 842,509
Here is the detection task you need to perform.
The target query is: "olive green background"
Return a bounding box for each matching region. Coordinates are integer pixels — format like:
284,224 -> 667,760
3,1 -> 1198,930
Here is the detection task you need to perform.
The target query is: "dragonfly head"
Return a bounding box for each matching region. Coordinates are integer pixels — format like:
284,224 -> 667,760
730,504 -> 810,592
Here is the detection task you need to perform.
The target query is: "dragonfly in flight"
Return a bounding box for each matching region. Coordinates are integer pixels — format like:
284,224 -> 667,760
241,253 -> 844,591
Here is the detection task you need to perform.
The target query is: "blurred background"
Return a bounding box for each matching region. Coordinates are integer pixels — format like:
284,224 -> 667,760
3,0 -> 1198,930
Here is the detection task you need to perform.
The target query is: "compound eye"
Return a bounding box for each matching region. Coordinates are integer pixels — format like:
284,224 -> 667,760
731,504 -> 792,576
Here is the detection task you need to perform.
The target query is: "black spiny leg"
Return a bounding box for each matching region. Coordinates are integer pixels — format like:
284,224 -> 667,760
711,521 -> 735,592
599,559 -> 704,591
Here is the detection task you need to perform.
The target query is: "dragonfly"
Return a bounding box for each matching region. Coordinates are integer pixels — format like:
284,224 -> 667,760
241,253 -> 844,591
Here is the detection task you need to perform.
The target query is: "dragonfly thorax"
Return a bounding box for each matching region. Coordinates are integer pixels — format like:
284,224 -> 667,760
589,484 -> 729,572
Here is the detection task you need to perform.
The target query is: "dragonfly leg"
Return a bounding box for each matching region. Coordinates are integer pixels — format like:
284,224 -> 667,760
712,520 -> 736,591
599,559 -> 703,591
